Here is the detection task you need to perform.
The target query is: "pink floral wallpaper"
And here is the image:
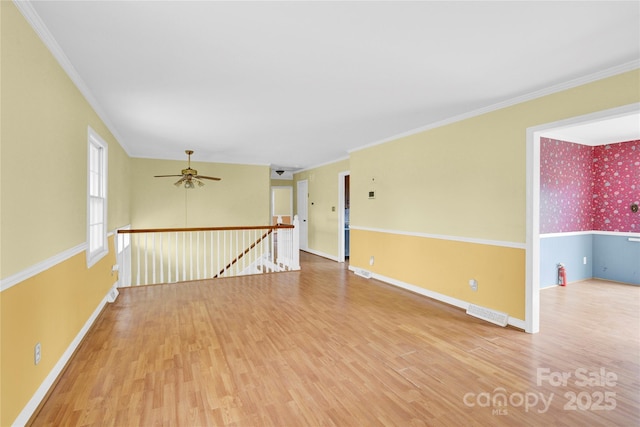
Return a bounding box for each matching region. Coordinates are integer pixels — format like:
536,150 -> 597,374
593,140 -> 640,232
540,138 -> 640,234
540,138 -> 594,233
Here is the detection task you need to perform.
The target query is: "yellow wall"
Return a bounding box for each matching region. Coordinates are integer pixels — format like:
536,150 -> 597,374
0,2 -> 130,278
1,3 -> 131,424
351,71 -> 640,243
350,230 -> 525,318
272,187 -> 292,216
294,159 -> 349,258
0,237 -> 118,426
130,158 -> 270,228
349,69 -> 640,320
1,0 -> 638,422
270,178 -> 293,187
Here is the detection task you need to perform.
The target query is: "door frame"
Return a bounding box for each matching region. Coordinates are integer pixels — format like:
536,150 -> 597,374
297,179 -> 309,251
338,171 -> 350,262
525,102 -> 639,334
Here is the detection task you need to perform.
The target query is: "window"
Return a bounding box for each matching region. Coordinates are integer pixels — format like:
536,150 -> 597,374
87,127 -> 108,267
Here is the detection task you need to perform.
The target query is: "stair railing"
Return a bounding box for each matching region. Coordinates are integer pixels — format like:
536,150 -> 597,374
116,216 -> 299,286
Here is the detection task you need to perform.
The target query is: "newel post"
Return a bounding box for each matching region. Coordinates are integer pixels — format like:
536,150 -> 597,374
292,215 -> 301,270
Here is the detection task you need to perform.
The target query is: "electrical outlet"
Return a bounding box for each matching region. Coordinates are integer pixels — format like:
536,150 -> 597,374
469,279 -> 478,291
369,256 -> 375,266
583,257 -> 587,265
34,342 -> 41,365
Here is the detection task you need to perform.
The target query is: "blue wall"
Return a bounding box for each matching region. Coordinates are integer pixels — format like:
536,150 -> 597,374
540,234 -> 593,288
593,234 -> 640,285
540,233 -> 640,287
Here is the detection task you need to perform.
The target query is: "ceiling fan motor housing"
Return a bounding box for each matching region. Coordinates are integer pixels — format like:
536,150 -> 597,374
182,168 -> 197,176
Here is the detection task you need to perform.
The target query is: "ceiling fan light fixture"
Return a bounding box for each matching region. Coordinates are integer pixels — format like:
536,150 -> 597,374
154,150 -> 221,188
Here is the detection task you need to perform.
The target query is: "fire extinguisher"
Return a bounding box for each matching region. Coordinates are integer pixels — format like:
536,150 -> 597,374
557,263 -> 567,286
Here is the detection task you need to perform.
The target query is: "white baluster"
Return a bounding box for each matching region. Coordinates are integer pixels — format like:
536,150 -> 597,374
189,232 -> 194,281
159,233 -> 164,283
136,233 -> 141,286
144,233 -> 148,285
203,231 -> 207,279
242,229 -> 246,274
235,230 -> 239,276
167,232 -> 172,283
258,229 -> 263,273
281,228 -> 285,270
271,228 -> 276,270
292,215 -> 300,270
210,230 -> 214,278
223,230 -> 227,277
284,228 -> 289,270
152,233 -> 156,284
175,232 -> 179,283
196,231 -> 201,280
182,233 -> 186,282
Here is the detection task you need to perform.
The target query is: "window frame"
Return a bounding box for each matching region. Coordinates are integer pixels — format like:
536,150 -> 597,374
86,127 -> 108,267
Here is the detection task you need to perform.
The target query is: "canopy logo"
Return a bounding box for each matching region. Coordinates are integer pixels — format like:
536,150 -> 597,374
462,367 -> 618,416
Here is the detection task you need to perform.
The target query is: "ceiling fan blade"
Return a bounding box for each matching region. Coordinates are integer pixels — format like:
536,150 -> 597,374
155,151 -> 220,188
195,175 -> 221,181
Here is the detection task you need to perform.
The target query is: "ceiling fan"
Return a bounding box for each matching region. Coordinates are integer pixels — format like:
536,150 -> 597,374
154,150 -> 221,189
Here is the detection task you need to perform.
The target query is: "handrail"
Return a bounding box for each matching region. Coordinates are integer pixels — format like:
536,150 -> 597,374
118,224 -> 294,234
116,216 -> 300,286
214,230 -> 273,278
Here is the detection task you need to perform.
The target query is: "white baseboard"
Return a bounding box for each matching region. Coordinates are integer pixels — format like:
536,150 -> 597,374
12,283 -> 116,426
348,266 -> 526,330
301,248 -> 339,262
107,283 -> 120,303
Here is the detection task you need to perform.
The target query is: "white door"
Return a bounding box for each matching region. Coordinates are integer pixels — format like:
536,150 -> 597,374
297,180 -> 308,250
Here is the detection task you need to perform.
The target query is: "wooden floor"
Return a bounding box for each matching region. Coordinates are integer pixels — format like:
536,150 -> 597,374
31,252 -> 639,426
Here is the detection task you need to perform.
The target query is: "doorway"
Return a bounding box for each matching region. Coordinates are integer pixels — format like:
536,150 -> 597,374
271,186 -> 293,224
525,102 -> 639,333
338,171 -> 350,262
297,180 -> 309,251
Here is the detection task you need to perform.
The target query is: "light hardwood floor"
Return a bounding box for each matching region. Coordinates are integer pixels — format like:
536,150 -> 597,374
30,252 -> 639,426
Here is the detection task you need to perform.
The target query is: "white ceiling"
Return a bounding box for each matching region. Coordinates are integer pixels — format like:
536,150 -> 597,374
22,1 -> 640,170
542,113 -> 640,146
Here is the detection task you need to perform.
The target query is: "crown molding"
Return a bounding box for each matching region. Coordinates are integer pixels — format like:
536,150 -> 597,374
350,60 -> 640,155
294,155 -> 350,175
13,0 -> 132,155
12,0 -> 639,167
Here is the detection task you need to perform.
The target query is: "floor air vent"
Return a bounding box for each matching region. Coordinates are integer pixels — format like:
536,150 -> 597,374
466,304 -> 508,327
354,269 -> 372,279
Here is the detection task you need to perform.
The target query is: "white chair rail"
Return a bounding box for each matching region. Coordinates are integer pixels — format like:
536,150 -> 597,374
117,216 -> 300,286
